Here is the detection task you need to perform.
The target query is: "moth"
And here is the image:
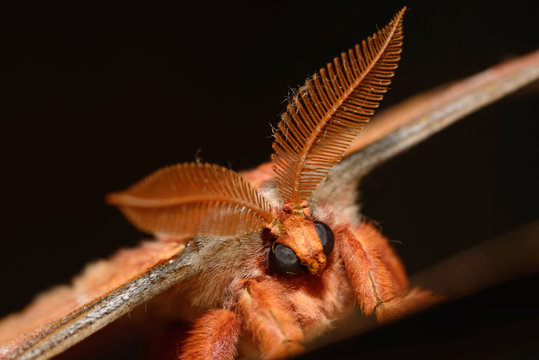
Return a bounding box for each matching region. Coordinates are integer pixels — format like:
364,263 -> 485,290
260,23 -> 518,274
1,6 -> 539,360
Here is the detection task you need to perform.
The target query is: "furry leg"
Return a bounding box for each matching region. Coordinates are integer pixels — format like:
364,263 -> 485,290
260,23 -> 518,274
237,277 -> 304,360
339,222 -> 435,322
178,309 -> 239,360
375,286 -> 436,321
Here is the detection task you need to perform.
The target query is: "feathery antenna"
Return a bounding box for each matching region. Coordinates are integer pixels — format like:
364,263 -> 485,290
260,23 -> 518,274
107,163 -> 274,237
271,7 -> 406,205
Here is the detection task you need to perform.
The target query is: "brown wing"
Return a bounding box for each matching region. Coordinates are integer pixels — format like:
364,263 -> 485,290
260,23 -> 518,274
245,49 -> 539,200
0,240 -> 188,360
312,49 -> 539,217
336,49 -> 539,176
344,48 -> 539,158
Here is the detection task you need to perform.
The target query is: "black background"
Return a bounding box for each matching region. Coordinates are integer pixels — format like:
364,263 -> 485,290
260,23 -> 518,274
1,1 -> 538,359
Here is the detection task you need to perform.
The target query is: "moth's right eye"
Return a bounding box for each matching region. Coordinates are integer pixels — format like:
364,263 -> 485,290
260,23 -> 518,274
269,243 -> 300,275
314,221 -> 334,255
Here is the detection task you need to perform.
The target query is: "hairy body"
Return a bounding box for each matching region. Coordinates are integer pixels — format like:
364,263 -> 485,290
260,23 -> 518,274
157,178 -> 431,359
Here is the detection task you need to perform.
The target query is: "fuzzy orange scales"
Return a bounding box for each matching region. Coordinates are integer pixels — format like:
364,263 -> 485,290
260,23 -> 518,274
107,163 -> 273,237
272,7 -> 406,205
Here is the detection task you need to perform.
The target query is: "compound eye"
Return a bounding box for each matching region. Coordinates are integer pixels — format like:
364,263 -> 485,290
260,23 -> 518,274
315,221 -> 334,255
269,243 -> 300,275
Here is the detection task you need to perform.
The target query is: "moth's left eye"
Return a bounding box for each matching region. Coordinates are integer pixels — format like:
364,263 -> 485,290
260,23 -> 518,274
270,243 -> 301,275
314,221 -> 334,255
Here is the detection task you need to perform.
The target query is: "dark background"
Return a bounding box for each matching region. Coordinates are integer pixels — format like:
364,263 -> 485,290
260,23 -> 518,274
1,1 -> 538,359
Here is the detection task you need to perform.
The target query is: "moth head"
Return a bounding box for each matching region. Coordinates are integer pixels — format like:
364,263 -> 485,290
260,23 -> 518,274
268,202 -> 334,276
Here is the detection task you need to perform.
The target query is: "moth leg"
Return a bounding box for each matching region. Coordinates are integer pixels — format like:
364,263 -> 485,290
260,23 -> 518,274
375,286 -> 435,322
237,277 -> 305,360
178,309 -> 240,360
339,222 -> 435,322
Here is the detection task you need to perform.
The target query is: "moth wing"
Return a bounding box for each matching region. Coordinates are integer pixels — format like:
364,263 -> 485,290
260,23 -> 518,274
0,239 -> 195,360
312,50 -> 539,216
0,162 -> 275,360
243,50 -> 539,199
343,49 -> 539,166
